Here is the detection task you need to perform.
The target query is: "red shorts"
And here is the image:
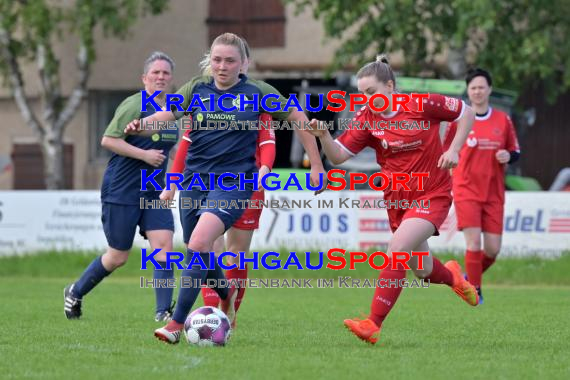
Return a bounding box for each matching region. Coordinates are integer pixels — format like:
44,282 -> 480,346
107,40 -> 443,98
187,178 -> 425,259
387,193 -> 452,236
232,190 -> 265,230
454,199 -> 504,234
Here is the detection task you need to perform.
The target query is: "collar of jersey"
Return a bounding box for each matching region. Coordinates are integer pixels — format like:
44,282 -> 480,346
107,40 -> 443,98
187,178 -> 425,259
475,107 -> 493,121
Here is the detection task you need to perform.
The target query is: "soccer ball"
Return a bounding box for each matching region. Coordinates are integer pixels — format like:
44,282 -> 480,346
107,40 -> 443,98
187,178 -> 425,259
184,306 -> 231,347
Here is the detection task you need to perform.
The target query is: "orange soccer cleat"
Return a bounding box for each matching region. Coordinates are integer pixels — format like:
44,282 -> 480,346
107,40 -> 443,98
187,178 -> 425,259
343,318 -> 382,345
445,260 -> 479,306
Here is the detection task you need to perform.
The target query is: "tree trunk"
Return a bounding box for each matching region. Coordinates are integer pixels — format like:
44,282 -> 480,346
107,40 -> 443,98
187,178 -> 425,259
41,127 -> 64,190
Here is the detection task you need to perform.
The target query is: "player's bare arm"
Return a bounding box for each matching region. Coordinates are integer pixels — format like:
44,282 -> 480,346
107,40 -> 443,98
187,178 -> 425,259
288,109 -> 326,194
308,118 -> 351,165
438,106 -> 475,169
124,110 -> 176,136
101,136 -> 166,167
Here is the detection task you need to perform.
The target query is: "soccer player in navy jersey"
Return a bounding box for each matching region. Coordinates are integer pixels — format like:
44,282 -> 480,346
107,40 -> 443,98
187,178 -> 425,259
64,52 -> 179,322
124,33 -> 325,344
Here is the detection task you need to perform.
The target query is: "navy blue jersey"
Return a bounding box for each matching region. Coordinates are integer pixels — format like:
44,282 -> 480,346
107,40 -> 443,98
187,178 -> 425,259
174,74 -> 291,175
101,92 -> 178,205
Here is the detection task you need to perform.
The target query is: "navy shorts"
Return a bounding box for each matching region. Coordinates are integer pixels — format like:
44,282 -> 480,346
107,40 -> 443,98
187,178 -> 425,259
179,174 -> 254,244
101,202 -> 174,251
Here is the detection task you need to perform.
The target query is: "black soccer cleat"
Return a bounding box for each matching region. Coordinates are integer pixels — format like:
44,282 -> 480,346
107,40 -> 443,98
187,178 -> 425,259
64,284 -> 83,320
154,301 -> 176,322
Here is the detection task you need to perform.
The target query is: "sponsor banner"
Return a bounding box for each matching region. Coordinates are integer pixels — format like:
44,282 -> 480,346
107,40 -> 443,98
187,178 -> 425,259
251,191 -> 357,250
0,191 -> 568,257
346,192 -> 570,258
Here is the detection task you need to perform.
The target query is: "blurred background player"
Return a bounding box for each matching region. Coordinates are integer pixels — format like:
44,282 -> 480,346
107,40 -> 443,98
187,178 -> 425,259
307,55 -> 478,344
125,33 -> 325,344
64,52 -> 178,322
443,68 -> 521,304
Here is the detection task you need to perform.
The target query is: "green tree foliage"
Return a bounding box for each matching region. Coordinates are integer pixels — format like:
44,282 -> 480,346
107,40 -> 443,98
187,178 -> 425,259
286,0 -> 570,101
0,0 -> 169,189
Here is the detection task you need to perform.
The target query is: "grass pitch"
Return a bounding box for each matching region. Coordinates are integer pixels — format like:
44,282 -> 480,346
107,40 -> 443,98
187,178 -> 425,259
0,252 -> 569,380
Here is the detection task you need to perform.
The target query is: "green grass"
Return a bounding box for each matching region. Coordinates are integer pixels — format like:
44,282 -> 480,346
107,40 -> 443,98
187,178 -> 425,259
1,252 -> 570,379
2,250 -> 570,285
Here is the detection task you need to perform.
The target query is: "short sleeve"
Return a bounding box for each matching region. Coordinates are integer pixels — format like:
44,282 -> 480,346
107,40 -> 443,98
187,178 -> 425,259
172,76 -> 208,119
335,107 -> 371,156
505,115 -> 520,153
421,93 -> 465,122
250,79 -> 292,121
103,93 -> 142,139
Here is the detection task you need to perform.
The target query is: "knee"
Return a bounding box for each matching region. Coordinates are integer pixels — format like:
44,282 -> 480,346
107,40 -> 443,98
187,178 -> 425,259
484,245 -> 500,258
188,237 -> 212,253
466,237 -> 482,251
410,257 -> 433,279
104,250 -> 129,270
152,241 -> 173,262
412,268 -> 431,279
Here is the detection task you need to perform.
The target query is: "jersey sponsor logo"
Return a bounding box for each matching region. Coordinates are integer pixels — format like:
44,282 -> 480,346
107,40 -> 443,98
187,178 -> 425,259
466,137 -> 477,147
381,139 -> 389,149
197,113 -> 204,122
207,113 -> 236,121
232,95 -> 251,109
151,133 -> 160,142
444,96 -> 459,112
389,139 -> 423,153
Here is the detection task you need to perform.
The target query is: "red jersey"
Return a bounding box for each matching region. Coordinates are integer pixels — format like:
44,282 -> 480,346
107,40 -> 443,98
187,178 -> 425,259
443,107 -> 519,203
336,93 -> 465,201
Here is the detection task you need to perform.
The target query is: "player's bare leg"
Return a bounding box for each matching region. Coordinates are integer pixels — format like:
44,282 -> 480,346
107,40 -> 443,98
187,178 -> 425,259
345,218 -> 477,344
156,213 -> 237,344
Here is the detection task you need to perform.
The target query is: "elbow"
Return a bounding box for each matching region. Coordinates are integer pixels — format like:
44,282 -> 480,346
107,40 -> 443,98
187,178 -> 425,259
329,156 -> 345,166
101,136 -> 110,149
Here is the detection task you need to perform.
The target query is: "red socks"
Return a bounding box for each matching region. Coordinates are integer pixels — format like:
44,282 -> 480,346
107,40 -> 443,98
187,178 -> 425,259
482,255 -> 496,273
226,265 -> 248,312
201,264 -> 249,310
201,287 -> 220,307
369,266 -> 406,327
465,250 -> 483,287
426,257 -> 454,286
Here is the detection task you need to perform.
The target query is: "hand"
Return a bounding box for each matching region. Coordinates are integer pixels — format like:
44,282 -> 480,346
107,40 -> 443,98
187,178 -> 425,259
160,188 -> 176,201
258,165 -> 271,190
306,118 -> 326,138
124,119 -> 142,135
437,149 -> 459,169
143,149 -> 166,167
310,164 -> 326,195
495,149 -> 511,164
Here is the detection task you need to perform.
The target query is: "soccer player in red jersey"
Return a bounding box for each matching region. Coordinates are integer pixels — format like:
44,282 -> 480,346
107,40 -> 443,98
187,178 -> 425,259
307,55 -> 478,344
443,68 -> 521,304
